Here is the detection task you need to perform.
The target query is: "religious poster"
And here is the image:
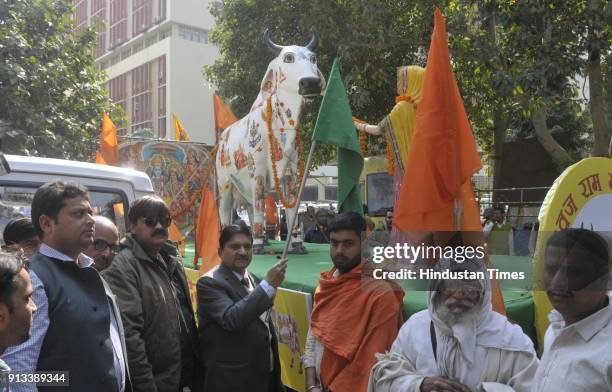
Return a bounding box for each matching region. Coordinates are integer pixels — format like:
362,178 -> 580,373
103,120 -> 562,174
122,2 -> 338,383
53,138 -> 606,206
271,288 -> 313,392
118,140 -> 214,235
533,157 -> 612,350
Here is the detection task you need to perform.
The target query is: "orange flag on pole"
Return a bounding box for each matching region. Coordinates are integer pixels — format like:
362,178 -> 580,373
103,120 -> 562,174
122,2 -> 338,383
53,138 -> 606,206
168,222 -> 185,256
394,8 -> 505,314
97,112 -> 119,165
395,8 -> 482,233
95,151 -> 107,164
213,94 -> 237,141
195,186 -> 221,274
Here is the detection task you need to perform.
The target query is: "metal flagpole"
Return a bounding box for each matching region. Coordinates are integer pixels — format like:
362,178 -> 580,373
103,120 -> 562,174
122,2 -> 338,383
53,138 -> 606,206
281,140 -> 318,261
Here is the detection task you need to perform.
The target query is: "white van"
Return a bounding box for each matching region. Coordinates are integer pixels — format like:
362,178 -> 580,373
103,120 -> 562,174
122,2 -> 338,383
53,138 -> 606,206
0,154 -> 154,239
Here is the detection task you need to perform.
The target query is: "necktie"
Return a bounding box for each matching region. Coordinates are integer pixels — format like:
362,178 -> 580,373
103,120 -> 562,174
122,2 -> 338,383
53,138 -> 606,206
241,278 -> 248,287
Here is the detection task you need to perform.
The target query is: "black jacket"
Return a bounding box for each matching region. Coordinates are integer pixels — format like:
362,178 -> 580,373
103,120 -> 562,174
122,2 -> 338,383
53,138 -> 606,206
197,264 -> 284,392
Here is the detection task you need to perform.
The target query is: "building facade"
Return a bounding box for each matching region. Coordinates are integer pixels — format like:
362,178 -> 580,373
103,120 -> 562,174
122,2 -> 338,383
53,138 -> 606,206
74,0 -> 219,144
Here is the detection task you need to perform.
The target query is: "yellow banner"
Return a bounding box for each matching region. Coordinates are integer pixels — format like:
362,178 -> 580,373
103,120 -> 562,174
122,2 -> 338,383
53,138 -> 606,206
185,267 -> 201,314
271,288 -> 312,392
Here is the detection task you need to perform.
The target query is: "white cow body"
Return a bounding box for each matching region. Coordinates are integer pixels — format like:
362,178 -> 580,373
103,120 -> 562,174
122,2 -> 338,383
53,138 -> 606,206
215,31 -> 325,252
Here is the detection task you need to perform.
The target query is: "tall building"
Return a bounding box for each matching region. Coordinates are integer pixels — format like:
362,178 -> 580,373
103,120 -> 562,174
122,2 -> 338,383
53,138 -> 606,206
74,0 -> 219,144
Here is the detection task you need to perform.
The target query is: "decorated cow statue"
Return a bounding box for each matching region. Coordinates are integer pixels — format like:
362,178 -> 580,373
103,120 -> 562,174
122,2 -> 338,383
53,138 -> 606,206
215,30 -> 325,254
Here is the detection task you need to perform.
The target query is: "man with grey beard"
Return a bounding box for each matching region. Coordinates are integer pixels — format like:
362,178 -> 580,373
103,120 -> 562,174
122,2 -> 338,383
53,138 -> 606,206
368,257 -> 538,392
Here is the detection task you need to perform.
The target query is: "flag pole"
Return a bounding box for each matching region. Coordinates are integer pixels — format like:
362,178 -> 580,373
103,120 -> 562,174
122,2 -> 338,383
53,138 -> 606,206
454,198 -> 462,231
281,140 -> 317,260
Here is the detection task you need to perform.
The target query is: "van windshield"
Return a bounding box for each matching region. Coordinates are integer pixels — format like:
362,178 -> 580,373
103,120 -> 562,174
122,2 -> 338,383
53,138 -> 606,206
0,185 -> 128,242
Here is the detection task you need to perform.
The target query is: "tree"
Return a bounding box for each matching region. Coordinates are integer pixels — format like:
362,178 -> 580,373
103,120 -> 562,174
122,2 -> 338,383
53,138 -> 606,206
206,0 -> 607,176
0,0 -> 120,159
204,0 -> 437,168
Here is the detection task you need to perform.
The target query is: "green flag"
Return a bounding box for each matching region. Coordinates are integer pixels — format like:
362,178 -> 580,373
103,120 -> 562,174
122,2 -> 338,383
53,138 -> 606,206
312,58 -> 363,215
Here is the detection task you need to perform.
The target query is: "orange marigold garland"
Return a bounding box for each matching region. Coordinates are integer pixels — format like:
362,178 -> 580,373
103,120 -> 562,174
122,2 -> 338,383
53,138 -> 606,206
266,96 -> 304,209
352,117 -> 368,156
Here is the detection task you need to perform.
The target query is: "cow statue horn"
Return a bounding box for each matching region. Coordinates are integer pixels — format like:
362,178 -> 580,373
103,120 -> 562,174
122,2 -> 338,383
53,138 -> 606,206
305,32 -> 318,51
263,29 -> 283,55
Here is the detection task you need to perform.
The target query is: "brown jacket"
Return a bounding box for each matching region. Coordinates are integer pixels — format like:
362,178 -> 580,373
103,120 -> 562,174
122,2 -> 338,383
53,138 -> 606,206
102,234 -> 194,392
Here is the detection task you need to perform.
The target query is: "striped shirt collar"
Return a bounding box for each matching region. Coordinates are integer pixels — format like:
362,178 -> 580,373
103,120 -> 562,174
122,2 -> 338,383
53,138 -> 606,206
39,243 -> 94,268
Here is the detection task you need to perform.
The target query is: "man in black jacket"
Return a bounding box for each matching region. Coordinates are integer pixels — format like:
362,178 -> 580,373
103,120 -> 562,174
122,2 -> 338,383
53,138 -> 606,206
103,195 -> 200,392
197,224 -> 287,392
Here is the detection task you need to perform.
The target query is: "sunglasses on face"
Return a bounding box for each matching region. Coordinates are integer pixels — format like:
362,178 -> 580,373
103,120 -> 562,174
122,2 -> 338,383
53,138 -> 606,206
93,239 -> 121,253
143,216 -> 172,228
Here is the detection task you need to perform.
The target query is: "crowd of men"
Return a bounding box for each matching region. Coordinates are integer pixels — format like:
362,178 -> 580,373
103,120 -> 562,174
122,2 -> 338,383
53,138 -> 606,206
0,179 -> 610,392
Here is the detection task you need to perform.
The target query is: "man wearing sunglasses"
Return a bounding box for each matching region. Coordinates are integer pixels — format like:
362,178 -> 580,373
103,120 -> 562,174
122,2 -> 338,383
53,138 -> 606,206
102,195 -> 201,392
84,216 -> 120,272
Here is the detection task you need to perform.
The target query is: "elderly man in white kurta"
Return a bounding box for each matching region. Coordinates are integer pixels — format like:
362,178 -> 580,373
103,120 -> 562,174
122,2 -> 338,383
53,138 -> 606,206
368,257 -> 538,392
533,228 -> 612,391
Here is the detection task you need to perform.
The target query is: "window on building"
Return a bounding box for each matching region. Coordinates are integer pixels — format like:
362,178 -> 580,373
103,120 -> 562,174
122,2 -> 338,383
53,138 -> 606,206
109,74 -> 127,135
302,187 -> 318,202
324,186 -> 337,201
110,0 -> 128,47
158,0 -> 167,22
90,0 -> 106,58
73,0 -> 88,35
133,0 -> 153,36
132,62 -> 152,133
178,25 -> 208,44
157,55 -> 166,139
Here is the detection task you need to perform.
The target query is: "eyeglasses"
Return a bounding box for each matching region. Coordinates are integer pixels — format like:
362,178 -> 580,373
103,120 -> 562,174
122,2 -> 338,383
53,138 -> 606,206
93,239 -> 121,253
143,216 -> 172,228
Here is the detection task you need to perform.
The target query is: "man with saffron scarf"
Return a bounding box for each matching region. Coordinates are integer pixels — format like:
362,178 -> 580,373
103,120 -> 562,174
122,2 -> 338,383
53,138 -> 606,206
368,257 -> 538,392
304,212 -> 404,392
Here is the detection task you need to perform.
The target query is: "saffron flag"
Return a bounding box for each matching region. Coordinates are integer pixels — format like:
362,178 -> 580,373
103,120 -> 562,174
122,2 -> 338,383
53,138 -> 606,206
95,151 -> 106,164
394,8 -> 505,314
213,94 -> 238,132
395,9 -> 482,232
97,112 -> 118,165
173,113 -> 190,141
168,222 -> 185,256
195,186 -> 221,274
312,58 -> 363,215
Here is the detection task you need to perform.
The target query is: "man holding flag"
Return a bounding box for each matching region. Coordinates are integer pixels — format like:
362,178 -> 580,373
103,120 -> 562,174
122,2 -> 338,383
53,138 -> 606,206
303,59 -> 404,392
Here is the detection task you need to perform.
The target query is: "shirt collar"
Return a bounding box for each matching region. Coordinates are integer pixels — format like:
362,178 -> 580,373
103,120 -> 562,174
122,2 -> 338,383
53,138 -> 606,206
548,295 -> 612,342
232,270 -> 248,282
39,243 -> 95,268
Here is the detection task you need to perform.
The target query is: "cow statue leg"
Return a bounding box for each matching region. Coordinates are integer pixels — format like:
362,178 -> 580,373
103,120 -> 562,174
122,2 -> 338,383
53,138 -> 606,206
251,174 -> 267,254
218,182 -> 233,227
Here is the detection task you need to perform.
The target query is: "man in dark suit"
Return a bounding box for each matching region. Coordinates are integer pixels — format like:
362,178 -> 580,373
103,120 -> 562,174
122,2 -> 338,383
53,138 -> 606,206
197,224 -> 287,392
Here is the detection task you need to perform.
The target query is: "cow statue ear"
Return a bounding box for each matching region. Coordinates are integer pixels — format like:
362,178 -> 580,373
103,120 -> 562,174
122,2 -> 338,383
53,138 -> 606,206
260,68 -> 275,94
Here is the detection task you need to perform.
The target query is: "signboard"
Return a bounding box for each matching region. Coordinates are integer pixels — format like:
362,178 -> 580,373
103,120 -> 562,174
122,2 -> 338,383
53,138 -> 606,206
118,140 -> 213,235
271,288 -> 312,392
533,157 -> 612,350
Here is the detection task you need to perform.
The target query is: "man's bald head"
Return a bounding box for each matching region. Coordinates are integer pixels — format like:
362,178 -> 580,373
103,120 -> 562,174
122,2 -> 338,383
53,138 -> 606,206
85,216 -> 120,272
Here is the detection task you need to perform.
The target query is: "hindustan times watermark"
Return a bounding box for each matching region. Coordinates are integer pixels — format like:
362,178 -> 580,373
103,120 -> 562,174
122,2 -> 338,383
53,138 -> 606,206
371,267 -> 525,281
